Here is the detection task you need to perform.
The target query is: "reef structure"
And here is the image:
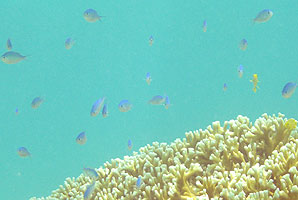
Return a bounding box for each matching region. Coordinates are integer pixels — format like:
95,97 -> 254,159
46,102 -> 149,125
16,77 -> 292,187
30,113 -> 298,200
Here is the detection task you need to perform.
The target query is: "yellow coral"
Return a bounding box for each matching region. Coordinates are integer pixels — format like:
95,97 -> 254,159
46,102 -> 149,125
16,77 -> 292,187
285,118 -> 297,130
30,113 -> 298,200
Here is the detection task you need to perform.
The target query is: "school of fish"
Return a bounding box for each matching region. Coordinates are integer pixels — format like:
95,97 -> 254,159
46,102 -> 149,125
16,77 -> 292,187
4,7 -> 297,199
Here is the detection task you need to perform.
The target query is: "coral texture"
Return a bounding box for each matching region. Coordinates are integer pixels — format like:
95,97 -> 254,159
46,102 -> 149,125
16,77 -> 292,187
30,113 -> 298,200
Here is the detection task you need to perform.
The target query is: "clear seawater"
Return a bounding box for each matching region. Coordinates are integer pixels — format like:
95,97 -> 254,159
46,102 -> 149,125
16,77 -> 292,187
0,0 -> 297,199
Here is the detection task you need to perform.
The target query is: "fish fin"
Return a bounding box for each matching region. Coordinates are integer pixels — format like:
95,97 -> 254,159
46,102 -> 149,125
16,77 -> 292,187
144,78 -> 152,85
71,39 -> 76,45
163,93 -> 167,102
24,55 -> 31,60
165,102 -> 173,109
98,16 -> 105,21
252,18 -> 257,25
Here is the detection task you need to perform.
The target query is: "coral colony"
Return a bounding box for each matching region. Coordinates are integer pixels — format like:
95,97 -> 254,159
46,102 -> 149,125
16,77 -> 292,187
30,113 -> 298,199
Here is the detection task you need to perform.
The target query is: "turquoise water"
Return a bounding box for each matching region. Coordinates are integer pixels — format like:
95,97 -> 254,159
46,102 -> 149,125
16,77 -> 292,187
0,0 -> 297,199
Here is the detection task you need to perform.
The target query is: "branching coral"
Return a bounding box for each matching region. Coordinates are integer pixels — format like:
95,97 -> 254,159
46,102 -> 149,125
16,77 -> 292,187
30,113 -> 298,200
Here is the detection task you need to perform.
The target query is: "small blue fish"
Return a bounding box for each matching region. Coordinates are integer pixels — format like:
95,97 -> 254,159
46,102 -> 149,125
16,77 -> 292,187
76,132 -> 87,145
90,97 -> 105,117
254,9 -> 273,23
102,104 -> 108,118
65,37 -> 75,50
128,139 -> 133,150
31,97 -> 44,109
164,95 -> 170,109
282,82 -> 297,98
202,20 -> 207,32
238,65 -> 244,78
15,108 -> 19,115
83,9 -> 102,23
83,168 -> 98,179
145,72 -> 152,85
1,51 -> 26,64
136,176 -> 142,188
7,39 -> 12,50
118,100 -> 132,112
239,39 -> 248,51
17,147 -> 31,157
148,95 -> 165,105
149,35 -> 154,46
223,83 -> 228,91
84,182 -> 96,200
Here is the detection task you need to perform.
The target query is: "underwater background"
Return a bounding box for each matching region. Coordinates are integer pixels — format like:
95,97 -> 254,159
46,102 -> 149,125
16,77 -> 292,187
0,0 -> 297,199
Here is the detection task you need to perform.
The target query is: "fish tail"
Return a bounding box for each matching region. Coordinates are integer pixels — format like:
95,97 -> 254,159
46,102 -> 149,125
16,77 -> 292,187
24,55 -> 31,59
252,18 -> 257,25
98,16 -> 105,20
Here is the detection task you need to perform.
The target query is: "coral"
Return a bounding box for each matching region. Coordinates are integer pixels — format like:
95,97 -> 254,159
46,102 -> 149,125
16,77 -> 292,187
30,113 -> 298,200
